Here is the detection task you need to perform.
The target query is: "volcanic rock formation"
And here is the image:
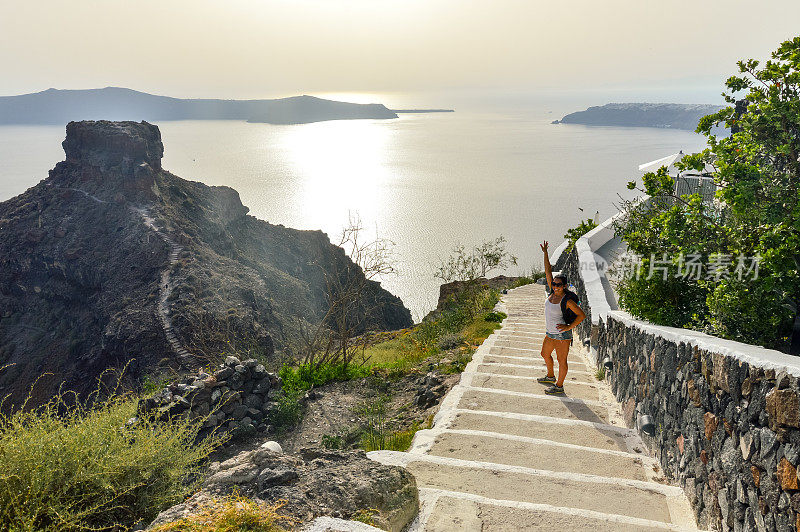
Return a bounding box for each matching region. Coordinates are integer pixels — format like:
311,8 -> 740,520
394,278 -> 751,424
0,120 -> 412,408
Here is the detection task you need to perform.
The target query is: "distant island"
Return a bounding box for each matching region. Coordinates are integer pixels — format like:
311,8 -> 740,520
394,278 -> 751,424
0,87 -> 452,125
552,103 -> 724,130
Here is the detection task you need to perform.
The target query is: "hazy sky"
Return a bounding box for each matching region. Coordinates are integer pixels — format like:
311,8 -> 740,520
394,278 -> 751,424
2,0 -> 799,103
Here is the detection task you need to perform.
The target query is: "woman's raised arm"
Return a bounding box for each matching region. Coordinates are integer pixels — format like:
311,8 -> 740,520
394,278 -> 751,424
540,241 -> 553,290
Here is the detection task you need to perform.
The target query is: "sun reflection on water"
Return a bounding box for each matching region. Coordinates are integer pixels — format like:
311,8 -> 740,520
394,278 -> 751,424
279,119 -> 394,236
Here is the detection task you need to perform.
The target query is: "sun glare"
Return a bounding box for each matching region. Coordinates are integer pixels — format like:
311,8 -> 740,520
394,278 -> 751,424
280,119 -> 393,234
313,92 -> 396,106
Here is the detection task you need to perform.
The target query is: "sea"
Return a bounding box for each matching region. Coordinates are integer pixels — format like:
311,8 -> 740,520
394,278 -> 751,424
0,93 -> 710,320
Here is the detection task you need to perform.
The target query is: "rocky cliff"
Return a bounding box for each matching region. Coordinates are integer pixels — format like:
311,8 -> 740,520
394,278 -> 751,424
553,103 -> 724,130
0,120 -> 412,409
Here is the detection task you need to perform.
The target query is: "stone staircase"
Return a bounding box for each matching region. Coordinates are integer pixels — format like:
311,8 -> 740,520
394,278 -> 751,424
370,283 -> 701,531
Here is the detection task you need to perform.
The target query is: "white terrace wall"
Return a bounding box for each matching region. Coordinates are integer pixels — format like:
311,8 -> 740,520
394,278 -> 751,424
559,214 -> 800,531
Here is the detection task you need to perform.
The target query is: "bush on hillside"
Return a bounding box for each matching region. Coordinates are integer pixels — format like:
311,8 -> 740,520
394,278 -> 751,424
435,236 -> 517,282
0,389 -> 224,531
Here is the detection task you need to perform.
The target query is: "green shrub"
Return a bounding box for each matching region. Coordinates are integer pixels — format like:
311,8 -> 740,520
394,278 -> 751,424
614,37 -> 800,351
564,218 -> 598,251
271,362 -> 372,432
706,278 -> 793,349
351,508 -> 379,527
483,311 -> 507,323
360,425 -> 420,452
0,392 -> 223,531
437,332 -> 466,351
435,236 -> 517,282
279,362 -> 370,394
269,387 -> 305,432
441,350 -> 474,375
615,259 -> 710,329
355,396 -> 434,452
512,265 -> 546,288
321,433 -> 344,450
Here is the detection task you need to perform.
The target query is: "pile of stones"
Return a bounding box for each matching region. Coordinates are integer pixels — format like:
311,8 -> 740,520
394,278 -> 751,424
137,355 -> 281,438
414,371 -> 445,409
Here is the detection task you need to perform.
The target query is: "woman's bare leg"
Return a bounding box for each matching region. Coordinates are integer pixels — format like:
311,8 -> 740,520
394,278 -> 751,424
540,336 -> 556,377
554,339 -> 570,386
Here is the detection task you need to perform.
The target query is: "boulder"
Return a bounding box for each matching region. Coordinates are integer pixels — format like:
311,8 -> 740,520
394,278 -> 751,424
148,447 -> 417,532
261,441 -> 283,454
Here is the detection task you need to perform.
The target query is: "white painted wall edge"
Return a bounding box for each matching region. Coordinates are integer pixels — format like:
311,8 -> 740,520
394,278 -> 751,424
549,239 -> 570,267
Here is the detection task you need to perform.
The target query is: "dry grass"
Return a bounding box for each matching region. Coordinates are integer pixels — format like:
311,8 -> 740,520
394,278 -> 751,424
152,493 -> 293,532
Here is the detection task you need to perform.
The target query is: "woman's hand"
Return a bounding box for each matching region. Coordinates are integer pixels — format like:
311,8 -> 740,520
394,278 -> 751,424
556,323 -> 570,332
540,241 -> 549,253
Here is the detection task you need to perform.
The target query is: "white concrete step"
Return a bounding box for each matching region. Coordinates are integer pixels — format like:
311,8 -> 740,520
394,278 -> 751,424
426,431 -> 652,481
475,363 -> 597,382
483,354 -> 591,372
409,464 -> 676,523
421,491 -> 692,532
369,452 -> 695,530
468,373 -> 602,401
446,409 -> 639,452
457,387 -> 611,424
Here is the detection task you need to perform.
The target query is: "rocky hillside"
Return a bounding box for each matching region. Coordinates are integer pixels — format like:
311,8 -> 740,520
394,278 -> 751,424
0,120 -> 412,409
553,102 -> 724,130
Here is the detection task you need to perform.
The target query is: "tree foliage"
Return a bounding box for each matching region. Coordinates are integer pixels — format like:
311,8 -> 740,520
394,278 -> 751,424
615,36 -> 800,351
564,218 -> 599,251
435,236 -> 517,282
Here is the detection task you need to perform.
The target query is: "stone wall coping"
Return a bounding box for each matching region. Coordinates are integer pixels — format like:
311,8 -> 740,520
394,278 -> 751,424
549,239 -> 570,266
607,310 -> 800,376
575,237 -> 611,325
572,205 -> 627,325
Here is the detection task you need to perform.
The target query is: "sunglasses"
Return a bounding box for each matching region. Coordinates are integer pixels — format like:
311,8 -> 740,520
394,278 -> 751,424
552,282 -> 565,287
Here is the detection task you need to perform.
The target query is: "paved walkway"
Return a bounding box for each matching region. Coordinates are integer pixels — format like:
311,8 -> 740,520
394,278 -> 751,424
370,283 -> 700,531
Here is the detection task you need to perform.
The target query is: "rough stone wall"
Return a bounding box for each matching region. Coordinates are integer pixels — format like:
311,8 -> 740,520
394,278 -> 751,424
559,248 -> 593,343
598,315 -> 800,531
137,355 -> 281,439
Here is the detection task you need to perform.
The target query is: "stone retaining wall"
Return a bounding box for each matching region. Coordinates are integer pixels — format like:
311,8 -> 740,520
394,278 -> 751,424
563,247 -> 800,531
560,247 -> 593,344
599,316 -> 800,531
137,355 -> 281,439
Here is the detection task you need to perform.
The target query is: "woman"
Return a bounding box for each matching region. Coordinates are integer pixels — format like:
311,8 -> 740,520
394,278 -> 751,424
537,241 -> 586,396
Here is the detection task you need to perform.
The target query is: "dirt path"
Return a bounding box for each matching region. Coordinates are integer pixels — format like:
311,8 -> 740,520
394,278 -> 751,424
370,283 -> 702,531
54,185 -> 194,364
132,206 -> 194,364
